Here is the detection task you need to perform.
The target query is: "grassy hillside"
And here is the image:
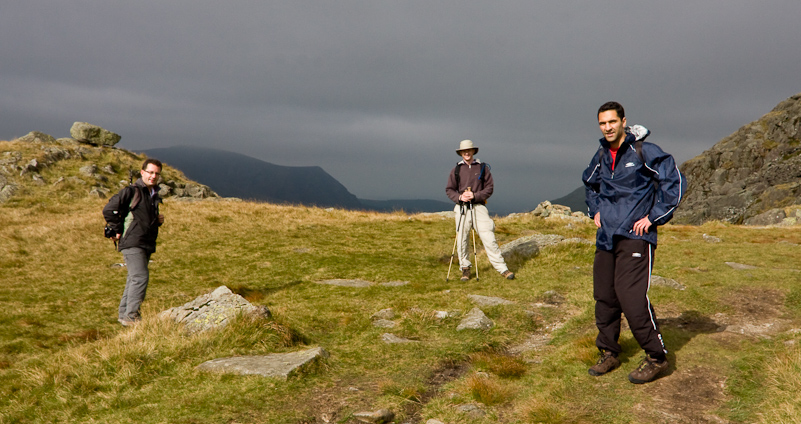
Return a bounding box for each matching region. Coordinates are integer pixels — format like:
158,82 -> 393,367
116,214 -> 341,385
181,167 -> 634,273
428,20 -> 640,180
2,156 -> 801,422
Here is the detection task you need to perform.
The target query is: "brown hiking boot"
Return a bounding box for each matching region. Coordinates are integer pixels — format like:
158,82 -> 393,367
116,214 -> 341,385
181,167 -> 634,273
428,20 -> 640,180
588,350 -> 620,376
502,270 -> 515,280
460,267 -> 471,281
628,355 -> 669,384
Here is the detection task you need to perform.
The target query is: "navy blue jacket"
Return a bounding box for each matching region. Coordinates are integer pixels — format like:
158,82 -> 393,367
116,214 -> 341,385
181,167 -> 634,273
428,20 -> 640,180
582,130 -> 686,251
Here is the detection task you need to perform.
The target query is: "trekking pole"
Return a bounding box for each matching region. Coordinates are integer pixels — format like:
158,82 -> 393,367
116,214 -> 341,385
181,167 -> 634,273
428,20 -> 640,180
469,201 -> 480,282
446,203 -> 466,281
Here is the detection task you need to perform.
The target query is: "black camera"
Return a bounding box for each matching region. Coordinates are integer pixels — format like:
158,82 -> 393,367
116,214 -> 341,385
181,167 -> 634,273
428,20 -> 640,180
104,224 -> 116,239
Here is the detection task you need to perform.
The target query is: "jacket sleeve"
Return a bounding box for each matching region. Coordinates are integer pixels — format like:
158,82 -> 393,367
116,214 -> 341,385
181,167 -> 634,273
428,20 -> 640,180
644,144 -> 687,226
445,166 -> 460,203
582,149 -> 602,218
473,164 -> 493,203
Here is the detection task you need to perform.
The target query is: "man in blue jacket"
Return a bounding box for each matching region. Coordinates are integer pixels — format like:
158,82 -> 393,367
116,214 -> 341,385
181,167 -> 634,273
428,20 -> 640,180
582,101 -> 686,384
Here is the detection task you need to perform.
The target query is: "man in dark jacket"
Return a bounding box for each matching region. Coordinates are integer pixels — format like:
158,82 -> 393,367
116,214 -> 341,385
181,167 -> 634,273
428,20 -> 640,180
582,102 -> 686,384
103,159 -> 165,326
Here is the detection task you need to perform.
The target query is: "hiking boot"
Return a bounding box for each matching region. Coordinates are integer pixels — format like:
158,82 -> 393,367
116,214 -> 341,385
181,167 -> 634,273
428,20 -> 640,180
460,267 -> 471,281
118,318 -> 136,327
588,350 -> 620,376
628,355 -> 669,384
502,270 -> 515,280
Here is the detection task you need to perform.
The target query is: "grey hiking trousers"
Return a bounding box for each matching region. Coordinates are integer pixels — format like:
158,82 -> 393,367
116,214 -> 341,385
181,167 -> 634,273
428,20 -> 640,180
119,247 -> 152,321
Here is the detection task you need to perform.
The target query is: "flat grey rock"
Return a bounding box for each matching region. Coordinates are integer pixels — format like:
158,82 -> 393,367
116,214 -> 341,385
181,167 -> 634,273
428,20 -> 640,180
196,347 -> 328,380
379,281 -> 409,287
352,409 -> 394,423
316,279 -> 373,287
467,294 -> 514,307
651,275 -> 686,290
371,308 -> 395,320
725,262 -> 758,270
382,333 -> 418,344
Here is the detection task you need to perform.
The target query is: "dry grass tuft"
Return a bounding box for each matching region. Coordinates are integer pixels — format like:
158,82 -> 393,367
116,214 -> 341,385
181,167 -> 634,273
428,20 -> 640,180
469,352 -> 528,378
466,373 -> 515,406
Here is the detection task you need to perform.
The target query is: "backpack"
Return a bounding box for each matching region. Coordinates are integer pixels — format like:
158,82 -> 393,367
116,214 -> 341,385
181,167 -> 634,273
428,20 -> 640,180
102,185 -> 142,244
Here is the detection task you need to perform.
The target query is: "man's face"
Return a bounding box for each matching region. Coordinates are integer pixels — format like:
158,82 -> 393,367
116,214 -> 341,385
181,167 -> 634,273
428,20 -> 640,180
460,149 -> 476,163
141,164 -> 161,188
598,110 -> 627,146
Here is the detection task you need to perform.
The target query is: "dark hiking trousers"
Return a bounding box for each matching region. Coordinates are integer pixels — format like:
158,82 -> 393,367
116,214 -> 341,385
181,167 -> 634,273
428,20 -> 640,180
593,238 -> 667,358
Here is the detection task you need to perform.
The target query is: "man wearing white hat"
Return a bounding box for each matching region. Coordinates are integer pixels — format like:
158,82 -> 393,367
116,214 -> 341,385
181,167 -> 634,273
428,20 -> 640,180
446,140 -> 515,281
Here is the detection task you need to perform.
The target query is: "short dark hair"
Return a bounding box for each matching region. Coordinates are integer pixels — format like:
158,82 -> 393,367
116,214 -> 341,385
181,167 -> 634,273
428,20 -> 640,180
598,102 -> 625,120
142,158 -> 163,171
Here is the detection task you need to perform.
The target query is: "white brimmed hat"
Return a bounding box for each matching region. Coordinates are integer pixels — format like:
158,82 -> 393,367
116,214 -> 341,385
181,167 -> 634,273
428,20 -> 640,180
456,139 -> 478,155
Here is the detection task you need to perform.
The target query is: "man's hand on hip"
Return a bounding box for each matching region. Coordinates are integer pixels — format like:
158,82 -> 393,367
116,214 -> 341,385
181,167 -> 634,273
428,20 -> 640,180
633,216 -> 652,236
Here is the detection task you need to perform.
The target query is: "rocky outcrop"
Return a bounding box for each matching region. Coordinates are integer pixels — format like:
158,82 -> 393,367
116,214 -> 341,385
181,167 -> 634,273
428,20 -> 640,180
70,122 -> 121,146
675,93 -> 801,224
1,129 -> 218,203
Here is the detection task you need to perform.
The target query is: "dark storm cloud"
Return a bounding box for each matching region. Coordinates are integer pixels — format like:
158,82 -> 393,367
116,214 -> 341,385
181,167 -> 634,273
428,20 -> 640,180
2,1 -> 800,213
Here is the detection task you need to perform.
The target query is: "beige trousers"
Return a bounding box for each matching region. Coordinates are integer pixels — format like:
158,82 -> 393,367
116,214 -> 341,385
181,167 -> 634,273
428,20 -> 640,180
454,203 -> 509,273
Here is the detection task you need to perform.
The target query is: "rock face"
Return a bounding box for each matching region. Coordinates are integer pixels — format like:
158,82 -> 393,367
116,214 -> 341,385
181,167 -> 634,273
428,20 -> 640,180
675,93 -> 801,224
160,286 -> 270,334
70,122 -> 121,146
196,347 -> 328,380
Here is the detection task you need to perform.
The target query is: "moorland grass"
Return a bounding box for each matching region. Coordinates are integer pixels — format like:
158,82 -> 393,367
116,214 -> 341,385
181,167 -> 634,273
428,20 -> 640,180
2,193 -> 801,423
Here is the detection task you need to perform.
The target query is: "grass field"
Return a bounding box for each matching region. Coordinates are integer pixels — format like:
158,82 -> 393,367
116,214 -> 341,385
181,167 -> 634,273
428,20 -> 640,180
2,193 -> 801,423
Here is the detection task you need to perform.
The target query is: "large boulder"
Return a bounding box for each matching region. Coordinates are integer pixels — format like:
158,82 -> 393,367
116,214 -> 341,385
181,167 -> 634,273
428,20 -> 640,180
159,286 -> 270,334
70,122 -> 121,147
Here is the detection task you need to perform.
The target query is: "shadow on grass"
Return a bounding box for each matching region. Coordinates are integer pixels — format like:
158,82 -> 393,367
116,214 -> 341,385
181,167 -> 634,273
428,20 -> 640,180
657,310 -> 723,377
230,281 -> 304,303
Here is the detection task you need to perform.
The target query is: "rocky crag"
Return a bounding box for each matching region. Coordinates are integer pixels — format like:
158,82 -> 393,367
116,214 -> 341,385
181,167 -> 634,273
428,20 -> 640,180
0,122 -> 217,204
675,93 -> 801,225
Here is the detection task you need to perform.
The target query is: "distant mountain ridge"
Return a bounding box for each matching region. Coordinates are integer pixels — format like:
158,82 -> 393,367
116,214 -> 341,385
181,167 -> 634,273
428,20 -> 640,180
142,146 -> 362,209
141,146 -> 453,213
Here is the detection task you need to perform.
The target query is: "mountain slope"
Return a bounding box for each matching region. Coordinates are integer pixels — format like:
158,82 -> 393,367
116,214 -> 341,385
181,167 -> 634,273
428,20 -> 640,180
141,146 -> 363,209
675,93 -> 801,224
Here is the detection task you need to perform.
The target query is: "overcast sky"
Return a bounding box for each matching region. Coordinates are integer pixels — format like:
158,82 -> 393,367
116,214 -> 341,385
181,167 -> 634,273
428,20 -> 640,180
2,2 -> 799,213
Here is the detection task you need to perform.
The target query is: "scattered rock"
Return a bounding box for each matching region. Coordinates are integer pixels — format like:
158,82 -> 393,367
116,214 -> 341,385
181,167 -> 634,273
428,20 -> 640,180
196,346 -> 328,380
316,279 -> 373,288
159,286 -> 271,334
379,281 -> 409,287
702,234 -> 722,243
500,234 -> 566,262
352,409 -> 395,424
16,131 -> 57,144
725,262 -> 758,270
70,122 -> 121,146
371,308 -> 395,320
542,290 -> 565,305
651,275 -> 686,290
455,403 -> 486,419
457,308 -> 494,331
382,333 -> 418,344
467,294 -> 514,307
434,311 -> 450,319
372,319 -> 396,328
426,420 -> 445,424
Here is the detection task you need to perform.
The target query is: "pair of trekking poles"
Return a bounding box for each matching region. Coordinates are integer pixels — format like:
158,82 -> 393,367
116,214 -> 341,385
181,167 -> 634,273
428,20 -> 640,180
446,197 -> 480,282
